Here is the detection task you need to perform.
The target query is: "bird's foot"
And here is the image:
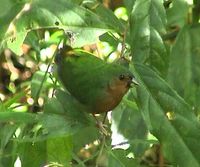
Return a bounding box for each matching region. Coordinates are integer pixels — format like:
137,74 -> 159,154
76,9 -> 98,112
92,113 -> 110,136
96,121 -> 110,136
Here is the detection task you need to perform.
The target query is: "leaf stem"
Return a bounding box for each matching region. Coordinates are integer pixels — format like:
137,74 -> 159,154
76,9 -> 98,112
31,42 -> 61,112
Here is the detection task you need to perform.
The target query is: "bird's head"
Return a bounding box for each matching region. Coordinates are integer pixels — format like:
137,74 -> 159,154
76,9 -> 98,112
118,73 -> 139,88
108,65 -> 138,95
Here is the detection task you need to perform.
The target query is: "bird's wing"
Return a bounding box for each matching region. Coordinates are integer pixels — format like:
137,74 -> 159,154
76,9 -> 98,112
57,50 -> 110,106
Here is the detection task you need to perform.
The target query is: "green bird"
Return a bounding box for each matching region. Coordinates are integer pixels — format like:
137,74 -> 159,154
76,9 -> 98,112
55,45 -> 138,114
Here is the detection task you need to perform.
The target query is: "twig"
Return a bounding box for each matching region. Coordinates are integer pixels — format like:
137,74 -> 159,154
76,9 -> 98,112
31,41 -> 61,112
120,25 -> 128,58
96,136 -> 106,167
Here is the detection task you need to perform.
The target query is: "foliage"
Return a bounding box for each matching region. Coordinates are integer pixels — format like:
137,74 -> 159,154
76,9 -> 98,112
0,0 -> 200,166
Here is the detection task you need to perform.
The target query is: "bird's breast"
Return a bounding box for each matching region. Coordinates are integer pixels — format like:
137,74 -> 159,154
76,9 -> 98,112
93,83 -> 129,114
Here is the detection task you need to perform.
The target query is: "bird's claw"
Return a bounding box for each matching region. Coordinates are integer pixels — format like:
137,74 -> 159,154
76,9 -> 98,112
96,122 -> 110,136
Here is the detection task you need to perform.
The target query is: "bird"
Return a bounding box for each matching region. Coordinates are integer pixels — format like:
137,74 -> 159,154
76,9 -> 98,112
55,45 -> 138,114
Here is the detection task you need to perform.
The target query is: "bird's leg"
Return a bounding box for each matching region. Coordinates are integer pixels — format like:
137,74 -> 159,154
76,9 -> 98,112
102,112 -> 107,124
92,113 -> 110,136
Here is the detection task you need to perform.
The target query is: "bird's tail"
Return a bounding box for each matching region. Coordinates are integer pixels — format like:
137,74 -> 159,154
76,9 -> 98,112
55,45 -> 74,64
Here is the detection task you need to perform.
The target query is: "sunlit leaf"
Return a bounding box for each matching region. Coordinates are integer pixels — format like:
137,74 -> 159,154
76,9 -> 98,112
1,0 -> 111,55
0,0 -> 27,53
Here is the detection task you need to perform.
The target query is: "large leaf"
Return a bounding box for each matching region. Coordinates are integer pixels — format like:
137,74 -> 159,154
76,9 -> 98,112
46,136 -> 72,166
54,89 -> 94,126
166,0 -> 189,27
167,24 -> 200,113
130,0 -> 167,75
108,149 -> 140,167
83,1 -> 125,32
0,0 -> 28,53
1,0 -> 111,55
72,126 -> 100,153
0,124 -> 18,167
0,112 -> 37,123
41,89 -> 96,139
19,141 -> 47,167
19,137 -> 72,167
123,0 -> 136,15
134,63 -> 200,166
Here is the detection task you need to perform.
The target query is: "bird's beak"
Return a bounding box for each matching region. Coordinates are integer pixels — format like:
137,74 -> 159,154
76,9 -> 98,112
130,78 -> 139,87
127,76 -> 139,88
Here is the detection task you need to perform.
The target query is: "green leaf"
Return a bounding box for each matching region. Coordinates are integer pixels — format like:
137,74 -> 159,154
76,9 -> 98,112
0,0 -> 27,53
47,136 -> 72,166
0,134 -> 17,167
72,126 -> 100,153
44,97 -> 65,114
0,123 -> 19,167
6,31 -> 27,55
2,0 -> 111,55
31,71 -> 50,100
108,149 -> 140,167
0,124 -> 18,149
166,0 -> 189,27
123,0 -> 136,15
19,141 -> 47,167
3,90 -> 27,108
130,0 -> 167,75
99,32 -> 119,50
38,113 -> 79,138
55,89 -> 94,126
193,0 -> 200,23
112,98 -> 148,157
41,90 -> 96,139
84,2 -> 125,32
134,63 -> 200,166
167,24 -> 200,113
0,112 -> 37,123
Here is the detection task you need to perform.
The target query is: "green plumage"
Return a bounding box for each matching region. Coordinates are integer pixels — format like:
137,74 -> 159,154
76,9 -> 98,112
55,46 -> 135,113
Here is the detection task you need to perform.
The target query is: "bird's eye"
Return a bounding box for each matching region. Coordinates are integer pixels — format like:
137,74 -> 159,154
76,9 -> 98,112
128,75 -> 133,80
119,74 -> 125,80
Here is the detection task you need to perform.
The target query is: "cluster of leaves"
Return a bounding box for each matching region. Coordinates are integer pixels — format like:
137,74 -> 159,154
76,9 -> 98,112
1,0 -> 200,166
